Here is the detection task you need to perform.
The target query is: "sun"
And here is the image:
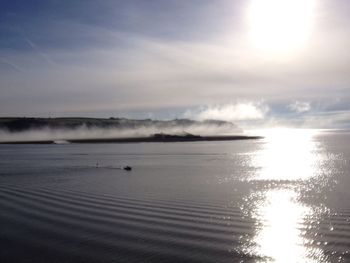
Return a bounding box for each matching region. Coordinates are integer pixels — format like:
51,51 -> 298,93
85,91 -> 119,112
247,0 -> 316,53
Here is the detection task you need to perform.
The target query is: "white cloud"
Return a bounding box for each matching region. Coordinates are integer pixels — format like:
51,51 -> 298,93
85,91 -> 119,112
288,101 -> 311,113
184,102 -> 269,122
1,0 -> 350,126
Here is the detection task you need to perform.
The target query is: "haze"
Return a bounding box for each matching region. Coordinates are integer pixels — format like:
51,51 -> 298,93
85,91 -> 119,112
1,0 -> 350,128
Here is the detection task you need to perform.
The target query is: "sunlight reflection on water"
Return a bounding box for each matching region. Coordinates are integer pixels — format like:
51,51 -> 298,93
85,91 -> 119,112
253,129 -> 318,181
252,189 -> 324,263
244,129 -> 326,262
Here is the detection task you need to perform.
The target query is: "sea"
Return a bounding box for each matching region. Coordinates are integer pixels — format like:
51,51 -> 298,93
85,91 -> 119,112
0,129 -> 349,263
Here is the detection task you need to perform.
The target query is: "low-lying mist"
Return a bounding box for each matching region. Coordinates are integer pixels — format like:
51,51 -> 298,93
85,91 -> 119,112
0,120 -> 242,142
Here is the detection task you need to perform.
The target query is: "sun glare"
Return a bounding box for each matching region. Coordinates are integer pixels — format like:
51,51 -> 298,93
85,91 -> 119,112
245,128 -> 324,262
253,128 -> 318,181
248,0 -> 316,53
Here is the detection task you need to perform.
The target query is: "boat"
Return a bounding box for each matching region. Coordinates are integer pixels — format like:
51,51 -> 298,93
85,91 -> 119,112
123,166 -> 132,171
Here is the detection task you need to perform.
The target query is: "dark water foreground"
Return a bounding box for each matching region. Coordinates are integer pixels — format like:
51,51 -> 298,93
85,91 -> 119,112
1,129 -> 350,262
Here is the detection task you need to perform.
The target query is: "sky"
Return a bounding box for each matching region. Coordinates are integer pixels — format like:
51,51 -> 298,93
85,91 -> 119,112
1,0 -> 350,128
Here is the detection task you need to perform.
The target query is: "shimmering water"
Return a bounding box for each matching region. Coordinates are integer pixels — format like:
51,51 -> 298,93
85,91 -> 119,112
1,129 -> 349,262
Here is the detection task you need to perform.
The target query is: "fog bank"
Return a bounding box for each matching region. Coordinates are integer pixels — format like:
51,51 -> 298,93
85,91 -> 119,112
0,119 -> 242,142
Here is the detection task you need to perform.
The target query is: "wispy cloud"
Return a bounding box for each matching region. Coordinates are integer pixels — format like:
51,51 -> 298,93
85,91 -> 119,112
0,0 -> 349,128
184,102 -> 269,122
24,37 -> 56,66
288,101 -> 311,113
0,57 -> 23,72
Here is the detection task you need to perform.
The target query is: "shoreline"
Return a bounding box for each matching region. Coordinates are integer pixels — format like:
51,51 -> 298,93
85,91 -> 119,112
0,135 -> 263,144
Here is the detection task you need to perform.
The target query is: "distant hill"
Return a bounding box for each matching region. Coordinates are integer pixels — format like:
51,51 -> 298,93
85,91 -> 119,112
0,117 -> 240,133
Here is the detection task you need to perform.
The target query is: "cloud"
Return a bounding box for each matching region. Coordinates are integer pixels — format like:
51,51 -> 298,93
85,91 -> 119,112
0,0 -> 350,129
0,57 -> 23,72
184,102 -> 269,122
24,37 -> 56,66
288,101 -> 311,113
298,110 -> 350,129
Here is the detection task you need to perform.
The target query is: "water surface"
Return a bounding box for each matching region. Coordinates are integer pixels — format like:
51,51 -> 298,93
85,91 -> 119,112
1,129 -> 349,262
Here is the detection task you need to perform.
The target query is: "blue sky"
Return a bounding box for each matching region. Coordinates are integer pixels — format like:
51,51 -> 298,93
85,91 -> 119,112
1,0 -> 350,128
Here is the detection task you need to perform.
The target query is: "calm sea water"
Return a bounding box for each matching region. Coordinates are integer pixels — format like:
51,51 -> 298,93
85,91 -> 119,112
0,129 -> 349,263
